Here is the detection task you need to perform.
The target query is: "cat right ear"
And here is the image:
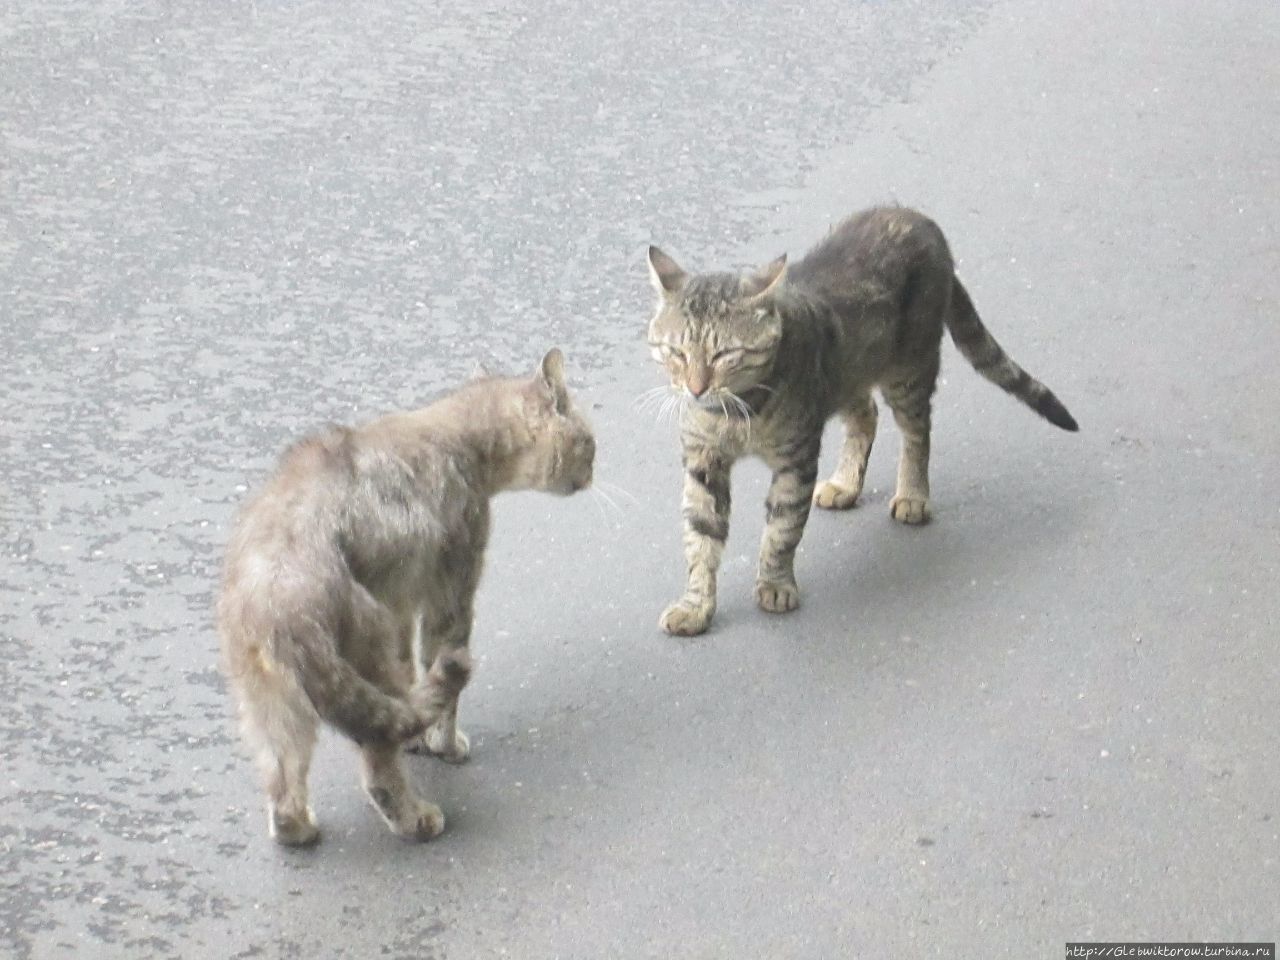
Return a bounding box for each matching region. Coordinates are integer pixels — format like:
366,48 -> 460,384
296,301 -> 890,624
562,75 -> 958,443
647,246 -> 687,297
745,254 -> 787,300
537,348 -> 571,414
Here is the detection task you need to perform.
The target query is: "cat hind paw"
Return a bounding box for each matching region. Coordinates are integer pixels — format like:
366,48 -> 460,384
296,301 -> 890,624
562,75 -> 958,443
269,806 -> 320,847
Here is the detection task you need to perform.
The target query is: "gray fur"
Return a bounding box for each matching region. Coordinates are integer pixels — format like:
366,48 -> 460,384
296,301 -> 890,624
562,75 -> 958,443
218,349 -> 595,844
646,206 -> 1077,637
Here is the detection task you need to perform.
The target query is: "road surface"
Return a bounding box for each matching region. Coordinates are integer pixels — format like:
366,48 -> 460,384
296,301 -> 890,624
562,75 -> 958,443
2,0 -> 1277,956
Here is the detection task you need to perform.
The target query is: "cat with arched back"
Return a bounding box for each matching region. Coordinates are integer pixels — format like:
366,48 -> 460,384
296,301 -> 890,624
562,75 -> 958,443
645,206 -> 1077,637
218,349 -> 595,845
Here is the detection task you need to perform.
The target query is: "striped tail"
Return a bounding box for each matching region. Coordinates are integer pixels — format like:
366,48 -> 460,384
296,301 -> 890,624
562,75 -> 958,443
945,277 -> 1079,432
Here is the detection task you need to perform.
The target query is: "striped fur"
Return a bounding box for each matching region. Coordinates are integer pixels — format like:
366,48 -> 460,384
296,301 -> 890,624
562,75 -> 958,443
647,207 -> 1077,636
946,279 -> 1078,431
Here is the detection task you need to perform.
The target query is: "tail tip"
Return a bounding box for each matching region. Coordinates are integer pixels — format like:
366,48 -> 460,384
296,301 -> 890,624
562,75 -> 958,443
1037,392 -> 1079,432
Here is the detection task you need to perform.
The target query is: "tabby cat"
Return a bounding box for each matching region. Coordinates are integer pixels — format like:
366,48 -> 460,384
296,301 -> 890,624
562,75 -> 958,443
646,206 -> 1077,637
218,349 -> 595,845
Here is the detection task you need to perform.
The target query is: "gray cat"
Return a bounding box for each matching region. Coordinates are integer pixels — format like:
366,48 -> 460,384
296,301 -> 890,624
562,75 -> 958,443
645,206 -> 1077,637
218,349 -> 595,845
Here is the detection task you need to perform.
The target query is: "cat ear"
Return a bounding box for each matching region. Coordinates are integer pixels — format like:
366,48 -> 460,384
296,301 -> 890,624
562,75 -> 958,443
647,245 -> 687,297
537,347 -> 571,414
746,254 -> 787,299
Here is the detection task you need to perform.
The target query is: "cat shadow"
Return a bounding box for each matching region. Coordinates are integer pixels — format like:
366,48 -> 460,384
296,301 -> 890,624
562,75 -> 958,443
307,462 -> 1091,854
805,486 -> 1080,612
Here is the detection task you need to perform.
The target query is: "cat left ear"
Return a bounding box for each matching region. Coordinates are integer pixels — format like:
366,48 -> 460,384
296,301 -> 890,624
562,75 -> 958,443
746,254 -> 788,299
537,347 -> 571,414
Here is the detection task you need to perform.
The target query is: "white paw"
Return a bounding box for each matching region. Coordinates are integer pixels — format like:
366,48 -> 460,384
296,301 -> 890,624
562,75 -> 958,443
427,725 -> 471,764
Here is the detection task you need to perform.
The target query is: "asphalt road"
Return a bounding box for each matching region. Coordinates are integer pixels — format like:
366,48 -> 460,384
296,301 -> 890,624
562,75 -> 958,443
2,1 -> 1277,957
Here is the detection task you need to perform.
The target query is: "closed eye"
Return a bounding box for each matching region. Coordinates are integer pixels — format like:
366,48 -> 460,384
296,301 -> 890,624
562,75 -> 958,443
649,343 -> 681,365
712,349 -> 744,365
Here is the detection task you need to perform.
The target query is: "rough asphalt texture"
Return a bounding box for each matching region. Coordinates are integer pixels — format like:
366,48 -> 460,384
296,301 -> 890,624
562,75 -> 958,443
2,1 -> 1277,957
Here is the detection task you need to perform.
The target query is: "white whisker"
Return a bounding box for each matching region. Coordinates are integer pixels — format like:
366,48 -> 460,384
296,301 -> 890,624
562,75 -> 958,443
596,478 -> 639,505
725,389 -> 753,443
636,396 -> 666,416
588,486 -> 609,525
657,393 -> 686,427
716,395 -> 739,440
593,484 -> 622,515
634,384 -> 672,413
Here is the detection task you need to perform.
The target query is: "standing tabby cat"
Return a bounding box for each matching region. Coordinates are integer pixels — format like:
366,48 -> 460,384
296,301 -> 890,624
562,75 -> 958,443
218,349 -> 595,845
646,206 -> 1077,637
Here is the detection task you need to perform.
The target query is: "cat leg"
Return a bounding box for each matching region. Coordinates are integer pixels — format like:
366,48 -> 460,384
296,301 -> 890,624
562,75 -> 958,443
424,695 -> 469,763
882,360 -> 938,525
409,642 -> 473,763
660,447 -> 732,636
360,740 -> 445,841
239,674 -> 321,846
265,739 -> 318,846
350,632 -> 447,838
755,437 -> 821,613
814,394 -> 878,510
403,596 -> 474,762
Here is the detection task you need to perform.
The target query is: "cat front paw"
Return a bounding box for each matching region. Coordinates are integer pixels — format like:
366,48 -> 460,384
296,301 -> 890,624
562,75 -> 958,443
405,725 -> 471,763
755,579 -> 800,613
813,481 -> 861,510
659,600 -> 714,637
426,725 -> 471,764
890,495 -> 930,525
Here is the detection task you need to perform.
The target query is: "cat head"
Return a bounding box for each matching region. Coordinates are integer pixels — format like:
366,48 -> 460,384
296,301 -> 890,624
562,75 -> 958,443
645,246 -> 786,408
514,348 -> 595,495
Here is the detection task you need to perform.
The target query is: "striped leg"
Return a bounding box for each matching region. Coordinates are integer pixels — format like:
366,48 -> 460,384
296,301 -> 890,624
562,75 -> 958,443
813,393 -> 878,510
882,358 -> 938,525
755,437 -> 820,613
660,448 -> 732,637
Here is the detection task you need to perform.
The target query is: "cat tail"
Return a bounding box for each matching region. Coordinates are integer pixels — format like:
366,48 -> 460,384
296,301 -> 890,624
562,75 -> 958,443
945,277 -> 1079,431
285,620 -> 429,745
221,570 -> 428,747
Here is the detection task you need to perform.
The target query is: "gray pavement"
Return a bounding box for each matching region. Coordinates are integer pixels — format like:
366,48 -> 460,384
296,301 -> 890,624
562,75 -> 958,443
2,1 -> 1277,957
